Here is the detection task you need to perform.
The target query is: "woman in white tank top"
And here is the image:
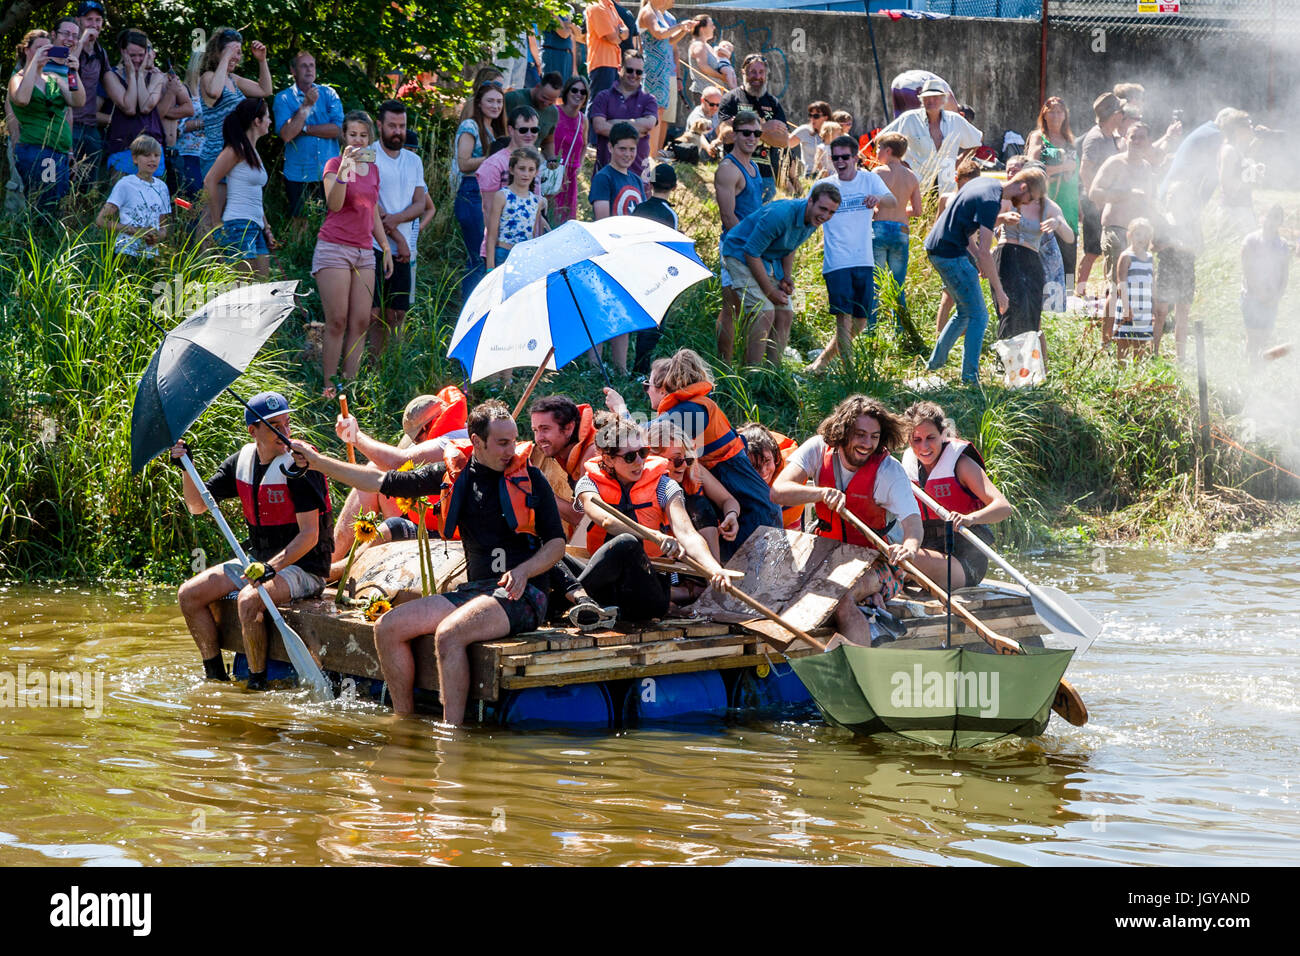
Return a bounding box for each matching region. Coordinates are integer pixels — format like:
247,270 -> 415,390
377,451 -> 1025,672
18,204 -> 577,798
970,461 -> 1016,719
203,97 -> 274,277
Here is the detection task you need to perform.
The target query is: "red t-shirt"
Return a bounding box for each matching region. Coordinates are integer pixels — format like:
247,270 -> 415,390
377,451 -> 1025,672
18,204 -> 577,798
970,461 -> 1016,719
317,156 -> 380,249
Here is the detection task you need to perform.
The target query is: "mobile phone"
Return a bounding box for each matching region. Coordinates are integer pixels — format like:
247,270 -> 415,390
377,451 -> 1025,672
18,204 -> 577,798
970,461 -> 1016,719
47,46 -> 70,59
355,147 -> 376,163
1172,109 -> 1185,124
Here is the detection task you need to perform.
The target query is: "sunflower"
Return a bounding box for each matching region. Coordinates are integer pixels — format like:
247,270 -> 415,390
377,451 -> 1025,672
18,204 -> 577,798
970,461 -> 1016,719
353,512 -> 380,544
363,597 -> 392,622
393,461 -> 419,514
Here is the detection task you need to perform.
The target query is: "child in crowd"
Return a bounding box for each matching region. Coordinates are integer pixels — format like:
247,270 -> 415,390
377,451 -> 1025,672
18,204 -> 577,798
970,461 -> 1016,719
812,120 -> 842,178
1114,217 -> 1156,362
1240,205 -> 1292,364
714,40 -> 736,89
633,162 -> 679,230
484,146 -> 545,270
95,134 -> 170,258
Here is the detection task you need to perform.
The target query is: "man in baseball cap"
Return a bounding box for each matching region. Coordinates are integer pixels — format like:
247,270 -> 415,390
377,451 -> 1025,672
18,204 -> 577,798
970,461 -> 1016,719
171,387 -> 333,690
878,73 -> 983,190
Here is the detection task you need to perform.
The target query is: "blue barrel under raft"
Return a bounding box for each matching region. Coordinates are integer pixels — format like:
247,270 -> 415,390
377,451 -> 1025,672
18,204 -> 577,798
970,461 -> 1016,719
231,653 -> 299,684
500,684 -> 615,729
622,671 -> 729,727
731,664 -> 816,720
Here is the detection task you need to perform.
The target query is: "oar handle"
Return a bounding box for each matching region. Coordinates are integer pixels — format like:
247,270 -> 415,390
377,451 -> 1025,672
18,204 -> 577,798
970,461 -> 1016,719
834,505 -> 1021,655
584,496 -> 826,651
512,346 -> 556,420
339,394 -> 356,464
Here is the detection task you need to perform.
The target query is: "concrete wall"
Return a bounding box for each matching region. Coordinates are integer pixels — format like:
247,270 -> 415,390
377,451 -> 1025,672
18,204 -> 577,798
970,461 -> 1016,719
671,7 -> 1293,146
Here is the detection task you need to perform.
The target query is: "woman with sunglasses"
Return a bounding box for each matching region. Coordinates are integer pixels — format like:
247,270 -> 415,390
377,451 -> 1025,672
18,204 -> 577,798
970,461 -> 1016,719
647,419 -> 738,561
567,415 -> 731,628
552,75 -> 587,223
198,27 -> 271,180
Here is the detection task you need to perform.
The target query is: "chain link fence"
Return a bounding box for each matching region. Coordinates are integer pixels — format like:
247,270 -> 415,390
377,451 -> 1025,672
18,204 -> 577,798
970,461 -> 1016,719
1046,0 -> 1300,37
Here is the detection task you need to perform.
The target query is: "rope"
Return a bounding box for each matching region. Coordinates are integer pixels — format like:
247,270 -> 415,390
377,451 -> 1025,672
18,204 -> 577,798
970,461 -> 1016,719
1210,427 -> 1300,483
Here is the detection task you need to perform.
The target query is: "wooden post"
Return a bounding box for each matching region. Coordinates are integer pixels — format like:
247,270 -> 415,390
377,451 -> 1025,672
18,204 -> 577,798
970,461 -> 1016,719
1195,320 -> 1211,491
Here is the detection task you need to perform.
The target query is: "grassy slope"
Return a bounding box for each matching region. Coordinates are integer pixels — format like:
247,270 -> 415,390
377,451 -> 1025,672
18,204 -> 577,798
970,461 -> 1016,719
0,125 -> 1295,582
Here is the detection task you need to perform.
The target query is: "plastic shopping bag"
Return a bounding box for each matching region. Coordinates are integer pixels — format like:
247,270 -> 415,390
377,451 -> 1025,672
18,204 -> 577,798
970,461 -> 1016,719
994,331 -> 1046,387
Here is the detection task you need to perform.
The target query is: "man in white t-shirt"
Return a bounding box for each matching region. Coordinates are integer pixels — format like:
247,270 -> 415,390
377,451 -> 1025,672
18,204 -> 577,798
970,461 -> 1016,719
94,134 -> 169,257
805,134 -> 896,375
771,395 -> 922,648
880,78 -> 982,191
371,100 -> 428,357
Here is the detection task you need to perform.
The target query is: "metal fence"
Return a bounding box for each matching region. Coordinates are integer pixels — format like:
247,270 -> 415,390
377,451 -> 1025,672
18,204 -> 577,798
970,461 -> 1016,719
1046,0 -> 1300,37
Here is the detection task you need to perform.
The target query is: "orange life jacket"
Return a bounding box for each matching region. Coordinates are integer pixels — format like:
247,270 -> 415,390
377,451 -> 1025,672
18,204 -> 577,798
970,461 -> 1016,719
436,438 -> 537,541
656,382 -> 744,468
558,403 -> 597,482
422,385 -> 468,440
582,456 -> 672,559
768,429 -> 804,530
813,445 -> 890,548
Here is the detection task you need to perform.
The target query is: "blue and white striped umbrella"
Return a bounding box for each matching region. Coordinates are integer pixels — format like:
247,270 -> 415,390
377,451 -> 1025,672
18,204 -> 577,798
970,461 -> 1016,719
448,216 -> 712,382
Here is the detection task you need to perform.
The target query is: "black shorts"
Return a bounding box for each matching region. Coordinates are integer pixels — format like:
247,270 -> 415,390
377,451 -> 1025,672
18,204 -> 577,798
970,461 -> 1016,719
373,252 -> 413,312
922,523 -> 992,587
685,491 -> 719,530
441,578 -> 548,635
1079,197 -> 1103,256
286,179 -> 324,218
381,516 -> 419,541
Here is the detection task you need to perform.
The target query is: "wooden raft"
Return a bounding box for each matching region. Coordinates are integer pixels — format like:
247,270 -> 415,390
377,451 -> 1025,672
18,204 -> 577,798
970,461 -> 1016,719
213,579 -> 1045,702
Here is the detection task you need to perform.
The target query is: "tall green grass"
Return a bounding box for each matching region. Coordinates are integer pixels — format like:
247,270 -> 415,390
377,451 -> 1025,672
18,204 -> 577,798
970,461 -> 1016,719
0,130 -> 1294,581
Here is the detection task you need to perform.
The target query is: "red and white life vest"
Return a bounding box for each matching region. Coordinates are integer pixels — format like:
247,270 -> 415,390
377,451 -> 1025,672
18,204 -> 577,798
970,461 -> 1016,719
813,445 -> 890,548
901,439 -> 986,524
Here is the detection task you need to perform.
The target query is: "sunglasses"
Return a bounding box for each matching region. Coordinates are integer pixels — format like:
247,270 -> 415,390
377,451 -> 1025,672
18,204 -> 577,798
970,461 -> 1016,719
569,87 -> 588,96
616,448 -> 650,463
736,128 -> 761,137
703,100 -> 720,107
809,111 -> 826,118
831,153 -> 854,162
624,68 -> 644,76
665,455 -> 688,468
515,126 -> 539,134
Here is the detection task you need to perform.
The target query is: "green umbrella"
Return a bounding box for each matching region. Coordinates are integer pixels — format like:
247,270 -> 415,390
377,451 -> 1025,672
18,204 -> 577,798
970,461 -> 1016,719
790,644 -> 1076,748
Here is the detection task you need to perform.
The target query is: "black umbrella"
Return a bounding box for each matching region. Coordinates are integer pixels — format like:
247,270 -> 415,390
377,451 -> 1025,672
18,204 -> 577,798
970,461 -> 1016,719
130,280 -> 333,700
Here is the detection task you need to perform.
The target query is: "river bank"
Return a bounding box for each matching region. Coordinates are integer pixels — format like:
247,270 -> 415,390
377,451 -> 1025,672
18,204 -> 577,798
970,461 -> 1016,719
0,128 -> 1296,583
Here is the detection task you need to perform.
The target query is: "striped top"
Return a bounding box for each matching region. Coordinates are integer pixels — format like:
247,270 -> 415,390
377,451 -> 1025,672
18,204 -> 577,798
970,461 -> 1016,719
200,83 -> 246,176
1116,252 -> 1154,338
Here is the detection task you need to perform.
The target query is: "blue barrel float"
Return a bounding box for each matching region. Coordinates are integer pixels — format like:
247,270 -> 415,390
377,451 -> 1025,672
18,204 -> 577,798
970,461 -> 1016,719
731,662 -> 816,720
622,671 -> 729,727
231,653 -> 299,684
500,683 -> 615,729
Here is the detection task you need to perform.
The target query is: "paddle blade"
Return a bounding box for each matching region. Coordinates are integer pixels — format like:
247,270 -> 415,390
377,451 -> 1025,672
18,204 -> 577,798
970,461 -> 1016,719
1028,584 -> 1102,653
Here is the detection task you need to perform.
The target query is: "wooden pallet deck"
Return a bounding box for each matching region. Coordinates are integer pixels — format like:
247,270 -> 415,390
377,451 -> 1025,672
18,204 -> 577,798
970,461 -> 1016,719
214,578 -> 1047,702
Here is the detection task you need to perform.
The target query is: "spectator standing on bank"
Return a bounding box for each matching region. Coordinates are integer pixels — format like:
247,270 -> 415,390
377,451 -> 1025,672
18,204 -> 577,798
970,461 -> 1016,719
7,29 -> 85,217
1113,217 -> 1157,363
924,171 -> 1044,384
451,83 -> 505,302
585,0 -> 629,100
638,0 -> 694,160
371,100 -> 427,358
542,7 -> 581,81
1240,205 -> 1292,364
871,132 -> 922,334
716,54 -> 788,203
721,182 -> 842,367
993,161 -> 1069,358
590,51 -> 658,178
95,134 -> 169,258
1075,91 -> 1124,303
879,77 -> 982,192
1089,122 -> 1155,343
787,100 -> 829,178
1026,95 -> 1078,282
198,28 -> 272,181
274,51 -> 344,231
805,134 -> 896,374
1218,112 -> 1260,234
204,97 -> 274,278
314,111 -> 392,398
505,73 -> 563,162
477,106 -> 543,248
687,17 -> 728,99
552,76 -> 588,224
713,109 -> 766,362
71,1 -> 109,184
101,29 -> 170,182
634,162 -> 679,229
685,85 -> 722,138
485,146 -> 545,270
173,50 -> 206,198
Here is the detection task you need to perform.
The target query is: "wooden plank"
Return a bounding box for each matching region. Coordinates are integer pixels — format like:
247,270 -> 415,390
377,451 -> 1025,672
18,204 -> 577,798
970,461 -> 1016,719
631,625 -> 686,642
547,633 -> 595,650
501,652 -> 768,690
638,644 -> 741,665
593,629 -> 637,646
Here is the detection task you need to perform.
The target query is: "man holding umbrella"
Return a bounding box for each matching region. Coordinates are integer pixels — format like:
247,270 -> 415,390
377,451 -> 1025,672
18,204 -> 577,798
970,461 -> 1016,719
290,400 -> 566,723
174,392 -> 334,689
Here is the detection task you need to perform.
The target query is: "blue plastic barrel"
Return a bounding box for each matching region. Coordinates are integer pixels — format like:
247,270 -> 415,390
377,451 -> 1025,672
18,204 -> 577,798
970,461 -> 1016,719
501,683 -> 614,729
231,652 -> 298,684
622,671 -> 729,727
731,664 -> 816,719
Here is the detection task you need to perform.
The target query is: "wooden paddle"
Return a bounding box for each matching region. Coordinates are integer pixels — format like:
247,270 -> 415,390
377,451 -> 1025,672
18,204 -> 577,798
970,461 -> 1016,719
909,484 -> 1101,652
512,346 -> 556,420
565,543 -> 744,580
836,506 -> 1088,726
584,496 -> 826,652
339,394 -> 356,464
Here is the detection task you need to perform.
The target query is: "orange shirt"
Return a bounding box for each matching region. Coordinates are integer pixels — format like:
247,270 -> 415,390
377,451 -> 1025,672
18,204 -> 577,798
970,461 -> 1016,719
585,0 -> 624,71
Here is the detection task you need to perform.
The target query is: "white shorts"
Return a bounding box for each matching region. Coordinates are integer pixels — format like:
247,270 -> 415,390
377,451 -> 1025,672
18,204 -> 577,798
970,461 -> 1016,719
222,560 -> 325,601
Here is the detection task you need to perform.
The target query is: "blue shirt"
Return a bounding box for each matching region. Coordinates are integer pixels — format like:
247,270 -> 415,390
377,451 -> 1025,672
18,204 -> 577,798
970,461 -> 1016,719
273,83 -> 344,183
924,177 -> 1002,259
720,198 -> 818,280
588,166 -> 644,217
